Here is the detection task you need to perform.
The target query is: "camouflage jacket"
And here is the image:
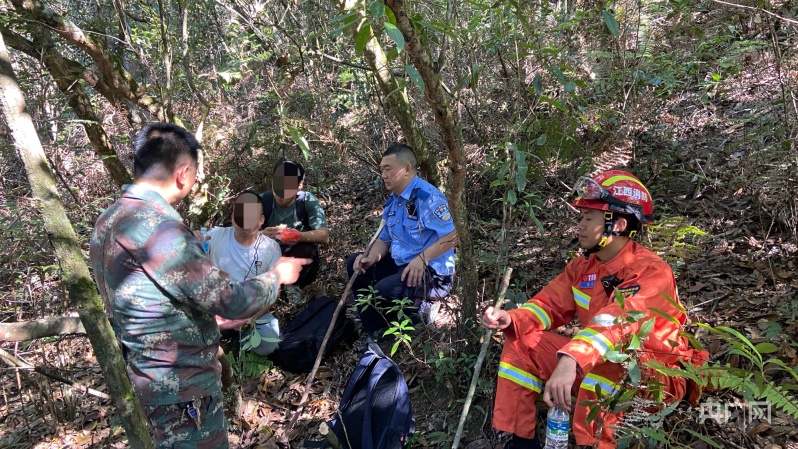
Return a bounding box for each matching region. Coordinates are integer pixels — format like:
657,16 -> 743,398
89,184 -> 279,406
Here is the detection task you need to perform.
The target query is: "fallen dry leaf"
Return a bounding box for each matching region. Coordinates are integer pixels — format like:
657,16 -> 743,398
746,421 -> 770,437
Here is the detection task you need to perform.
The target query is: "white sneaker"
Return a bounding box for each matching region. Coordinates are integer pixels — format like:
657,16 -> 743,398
419,301 -> 440,325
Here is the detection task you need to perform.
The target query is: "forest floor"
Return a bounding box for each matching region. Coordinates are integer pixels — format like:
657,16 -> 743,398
2,68 -> 798,449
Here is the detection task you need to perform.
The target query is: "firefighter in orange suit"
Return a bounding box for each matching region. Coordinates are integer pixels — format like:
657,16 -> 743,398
482,170 -> 707,449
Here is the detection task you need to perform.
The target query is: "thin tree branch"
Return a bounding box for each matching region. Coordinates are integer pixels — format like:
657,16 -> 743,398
452,268 -> 512,449
10,0 -> 171,121
304,49 -> 374,71
0,347 -> 111,400
708,0 -> 798,25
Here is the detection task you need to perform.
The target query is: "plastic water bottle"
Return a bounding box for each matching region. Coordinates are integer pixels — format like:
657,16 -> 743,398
544,407 -> 570,449
200,227 -> 209,253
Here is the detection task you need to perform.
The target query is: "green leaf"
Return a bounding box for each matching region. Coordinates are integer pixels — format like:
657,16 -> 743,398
548,66 -> 567,84
684,429 -> 723,448
385,47 -> 399,61
539,96 -> 565,111
628,334 -> 641,351
532,74 -> 543,94
604,350 -> 630,363
368,1 -> 385,18
249,330 -> 262,348
613,288 -> 626,309
628,360 -> 641,386
530,212 -> 544,233
564,81 -> 576,92
639,319 -> 655,339
507,189 -> 517,205
405,65 -> 424,95
602,10 -> 620,37
287,126 -> 311,159
391,339 -> 401,355
356,23 -> 372,54
586,404 -> 601,424
625,310 -> 647,322
328,12 -> 360,35
649,307 -> 681,325
515,150 -> 527,192
640,427 -> 667,443
384,23 -> 404,53
470,64 -> 479,91
384,7 -> 397,25
536,134 -> 547,145
679,330 -> 704,350
659,291 -> 687,314
618,389 -> 636,402
328,12 -> 358,24
754,342 -> 778,354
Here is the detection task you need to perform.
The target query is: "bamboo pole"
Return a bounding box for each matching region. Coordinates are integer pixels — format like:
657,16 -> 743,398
452,268 -> 513,448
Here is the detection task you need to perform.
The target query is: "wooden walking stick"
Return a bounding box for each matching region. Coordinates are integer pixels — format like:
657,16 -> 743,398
285,219 -> 387,438
452,267 -> 513,449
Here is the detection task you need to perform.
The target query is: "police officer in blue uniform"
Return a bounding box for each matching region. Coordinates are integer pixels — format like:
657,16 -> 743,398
346,143 -> 458,333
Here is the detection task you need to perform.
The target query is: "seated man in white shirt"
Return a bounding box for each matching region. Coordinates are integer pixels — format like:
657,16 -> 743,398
206,190 -> 283,355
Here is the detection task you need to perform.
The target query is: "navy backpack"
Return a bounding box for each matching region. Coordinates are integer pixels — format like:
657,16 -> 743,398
329,342 -> 415,449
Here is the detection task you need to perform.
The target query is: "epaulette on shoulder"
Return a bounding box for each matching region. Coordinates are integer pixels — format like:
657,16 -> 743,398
413,188 -> 430,201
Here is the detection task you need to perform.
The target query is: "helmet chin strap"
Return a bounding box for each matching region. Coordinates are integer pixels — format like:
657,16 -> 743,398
584,211 -> 615,258
583,211 -> 640,258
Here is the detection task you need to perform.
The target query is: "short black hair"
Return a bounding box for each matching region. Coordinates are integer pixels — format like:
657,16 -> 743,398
382,143 -> 417,170
618,213 -> 642,236
234,189 -> 263,206
272,159 -> 305,183
133,123 -> 200,181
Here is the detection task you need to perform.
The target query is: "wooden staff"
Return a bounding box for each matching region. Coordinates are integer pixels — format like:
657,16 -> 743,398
452,267 -> 513,449
286,219 -> 387,436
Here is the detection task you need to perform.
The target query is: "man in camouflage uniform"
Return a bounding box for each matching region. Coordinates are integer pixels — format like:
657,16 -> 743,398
90,123 -> 308,448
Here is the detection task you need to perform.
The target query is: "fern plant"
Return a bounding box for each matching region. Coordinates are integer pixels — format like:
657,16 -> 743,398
688,324 -> 798,419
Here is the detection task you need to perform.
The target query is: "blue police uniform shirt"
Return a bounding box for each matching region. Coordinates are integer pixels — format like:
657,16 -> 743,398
378,176 -> 456,276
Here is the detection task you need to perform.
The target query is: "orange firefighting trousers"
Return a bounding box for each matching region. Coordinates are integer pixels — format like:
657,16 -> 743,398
494,330 -> 687,449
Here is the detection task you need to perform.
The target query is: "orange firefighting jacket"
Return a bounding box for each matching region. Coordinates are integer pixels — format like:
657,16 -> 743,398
506,240 -> 699,375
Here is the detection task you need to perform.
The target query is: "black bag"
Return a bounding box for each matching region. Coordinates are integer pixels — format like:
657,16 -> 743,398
270,296 -> 356,373
329,342 -> 415,449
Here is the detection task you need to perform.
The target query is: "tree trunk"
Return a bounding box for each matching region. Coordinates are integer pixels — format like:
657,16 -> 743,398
385,0 -> 478,324
0,33 -> 153,449
1,27 -> 132,187
334,0 -> 441,186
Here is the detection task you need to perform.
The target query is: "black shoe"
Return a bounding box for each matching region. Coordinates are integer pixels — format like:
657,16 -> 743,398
503,434 -> 541,449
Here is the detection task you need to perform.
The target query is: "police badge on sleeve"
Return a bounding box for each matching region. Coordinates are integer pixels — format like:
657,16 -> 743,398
433,203 -> 452,222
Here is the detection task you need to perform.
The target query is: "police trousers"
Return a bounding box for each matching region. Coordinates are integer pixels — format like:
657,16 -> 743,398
346,252 -> 452,333
494,330 -> 686,448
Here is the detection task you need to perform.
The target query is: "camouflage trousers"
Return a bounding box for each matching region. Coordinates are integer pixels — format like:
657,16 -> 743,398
144,390 -> 228,448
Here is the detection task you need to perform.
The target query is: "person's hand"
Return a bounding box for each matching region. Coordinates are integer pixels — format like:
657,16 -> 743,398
262,227 -> 281,239
273,256 -> 311,285
354,253 -> 376,274
278,228 -> 302,245
543,356 -> 578,410
401,257 -> 426,287
481,306 -> 513,330
216,316 -> 250,331
193,230 -> 210,241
